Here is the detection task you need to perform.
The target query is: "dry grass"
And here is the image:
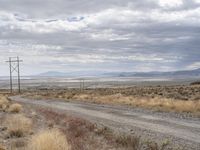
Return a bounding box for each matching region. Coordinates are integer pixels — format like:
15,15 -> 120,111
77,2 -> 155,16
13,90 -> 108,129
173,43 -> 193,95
4,114 -> 32,137
10,139 -> 27,149
115,134 -> 140,149
8,103 -> 23,113
39,109 -> 98,150
129,97 -> 200,113
71,93 -> 200,113
0,144 -> 5,150
39,109 -> 150,150
0,96 -> 9,111
27,129 -> 70,150
25,85 -> 200,114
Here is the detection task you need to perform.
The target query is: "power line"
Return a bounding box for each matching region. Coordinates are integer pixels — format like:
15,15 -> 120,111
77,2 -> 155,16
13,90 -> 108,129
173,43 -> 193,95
6,57 -> 23,93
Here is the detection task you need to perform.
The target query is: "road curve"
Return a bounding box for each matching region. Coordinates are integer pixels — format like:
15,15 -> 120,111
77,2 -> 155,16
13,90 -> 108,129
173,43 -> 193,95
10,96 -> 200,149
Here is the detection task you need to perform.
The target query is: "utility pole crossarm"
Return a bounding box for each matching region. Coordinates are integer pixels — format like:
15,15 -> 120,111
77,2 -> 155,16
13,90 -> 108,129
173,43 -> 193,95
5,60 -> 23,63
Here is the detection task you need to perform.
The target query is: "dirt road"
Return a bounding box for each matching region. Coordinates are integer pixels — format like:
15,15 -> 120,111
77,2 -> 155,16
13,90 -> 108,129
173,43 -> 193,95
10,96 -> 200,149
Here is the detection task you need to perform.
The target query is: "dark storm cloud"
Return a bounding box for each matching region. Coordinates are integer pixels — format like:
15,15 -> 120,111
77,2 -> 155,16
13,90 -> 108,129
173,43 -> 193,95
0,0 -> 200,75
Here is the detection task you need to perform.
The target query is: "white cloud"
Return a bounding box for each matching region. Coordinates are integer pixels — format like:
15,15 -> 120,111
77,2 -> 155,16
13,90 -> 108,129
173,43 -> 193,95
194,0 -> 200,4
159,0 -> 183,8
0,11 -> 88,33
1,5 -> 200,34
89,29 -> 131,41
86,7 -> 200,28
187,62 -> 200,70
0,40 -> 62,60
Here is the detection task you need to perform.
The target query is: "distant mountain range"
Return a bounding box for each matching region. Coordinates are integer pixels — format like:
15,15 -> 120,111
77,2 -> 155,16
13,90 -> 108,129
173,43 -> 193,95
103,68 -> 200,78
37,68 -> 200,78
37,71 -> 107,77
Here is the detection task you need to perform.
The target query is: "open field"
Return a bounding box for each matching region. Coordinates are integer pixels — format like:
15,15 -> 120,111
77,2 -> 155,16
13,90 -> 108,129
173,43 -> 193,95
0,76 -> 199,90
24,84 -> 200,115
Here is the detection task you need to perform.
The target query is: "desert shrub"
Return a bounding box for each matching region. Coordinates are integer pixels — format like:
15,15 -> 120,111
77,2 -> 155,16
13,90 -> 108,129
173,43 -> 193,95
10,139 -> 27,149
190,81 -> 200,85
8,103 -> 23,113
115,134 -> 140,149
94,126 -> 113,137
0,144 -> 5,150
27,129 -> 70,150
0,97 -> 9,110
144,141 -> 159,150
4,114 -> 32,137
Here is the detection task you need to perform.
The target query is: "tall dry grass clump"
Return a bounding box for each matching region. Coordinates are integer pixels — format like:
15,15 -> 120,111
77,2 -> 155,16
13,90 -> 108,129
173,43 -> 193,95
71,93 -> 200,113
0,144 -> 5,150
0,96 -> 9,111
4,114 -> 32,137
8,103 -> 23,113
129,97 -> 200,113
27,129 -> 70,150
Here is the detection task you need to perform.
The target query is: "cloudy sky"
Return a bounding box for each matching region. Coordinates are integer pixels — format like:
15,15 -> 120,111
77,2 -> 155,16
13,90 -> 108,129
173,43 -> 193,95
0,0 -> 200,76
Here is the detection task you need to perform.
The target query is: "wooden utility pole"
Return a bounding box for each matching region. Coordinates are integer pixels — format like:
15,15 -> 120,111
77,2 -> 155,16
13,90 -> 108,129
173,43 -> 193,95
6,57 -> 23,93
9,57 -> 13,93
17,57 -> 21,93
